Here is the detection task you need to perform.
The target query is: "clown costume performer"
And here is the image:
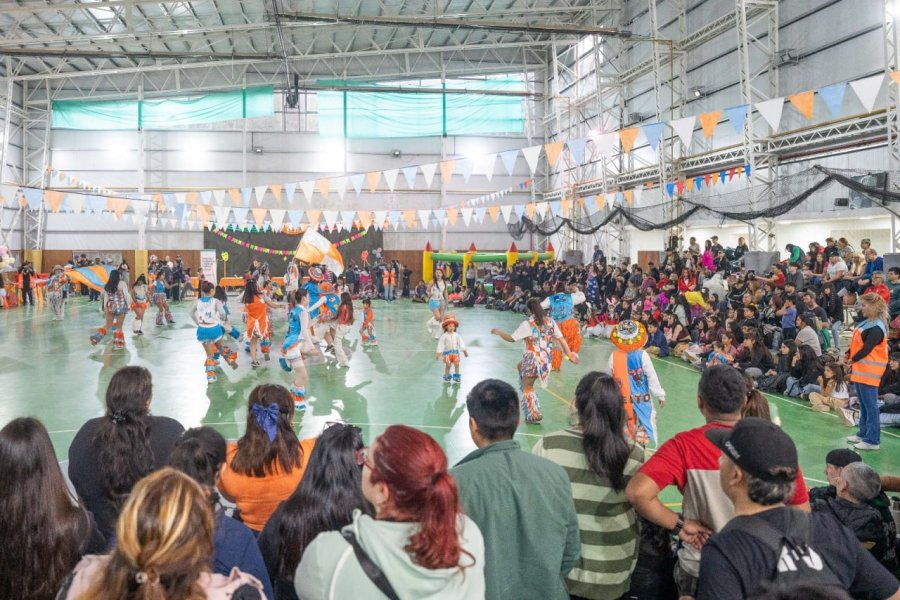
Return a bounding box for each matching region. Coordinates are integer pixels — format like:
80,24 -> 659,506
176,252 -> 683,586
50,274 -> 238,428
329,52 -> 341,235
436,313 -> 469,383
151,273 -> 174,326
607,320 -> 666,446
90,268 -> 132,349
491,298 -> 579,424
541,284 -> 585,371
191,281 -> 238,382
46,265 -> 68,321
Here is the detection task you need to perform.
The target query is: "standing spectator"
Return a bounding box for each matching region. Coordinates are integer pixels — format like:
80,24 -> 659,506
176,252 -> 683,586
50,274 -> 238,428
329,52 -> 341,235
777,294 -> 798,340
68,366 -> 185,539
625,366 -> 810,599
402,263 -> 412,297
63,469 -> 266,599
848,293 -> 889,451
695,419 -> 899,600
733,236 -> 749,260
168,427 -> 273,600
533,372 -> 645,600
0,417 -> 106,600
294,425 -> 485,599
592,244 -> 605,265
18,260 -> 35,305
822,283 -> 845,351
218,385 -> 317,532
452,379 -> 580,600
258,423 -> 371,600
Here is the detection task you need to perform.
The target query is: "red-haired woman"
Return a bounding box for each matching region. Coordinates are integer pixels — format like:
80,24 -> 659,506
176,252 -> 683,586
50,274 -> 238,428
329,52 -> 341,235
294,425 -> 484,599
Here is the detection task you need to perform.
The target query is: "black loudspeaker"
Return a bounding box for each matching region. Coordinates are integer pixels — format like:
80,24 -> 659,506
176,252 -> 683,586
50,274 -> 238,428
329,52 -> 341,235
834,197 -> 849,208
743,251 -> 781,273
883,253 -> 900,272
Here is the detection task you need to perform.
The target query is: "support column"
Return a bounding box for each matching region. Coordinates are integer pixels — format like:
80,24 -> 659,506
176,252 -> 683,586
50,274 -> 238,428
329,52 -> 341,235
884,0 -> 900,250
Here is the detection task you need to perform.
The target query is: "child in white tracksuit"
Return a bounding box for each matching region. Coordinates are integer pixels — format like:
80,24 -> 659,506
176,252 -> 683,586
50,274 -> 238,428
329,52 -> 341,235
435,314 -> 468,383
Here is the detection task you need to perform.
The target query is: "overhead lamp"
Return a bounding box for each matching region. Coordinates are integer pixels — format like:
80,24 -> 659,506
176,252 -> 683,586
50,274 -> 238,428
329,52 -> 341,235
391,149 -> 402,158
252,146 -> 264,154
690,87 -> 706,99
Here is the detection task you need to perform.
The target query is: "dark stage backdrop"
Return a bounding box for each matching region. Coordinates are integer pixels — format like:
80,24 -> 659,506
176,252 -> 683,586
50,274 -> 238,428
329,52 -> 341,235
202,226 -> 383,277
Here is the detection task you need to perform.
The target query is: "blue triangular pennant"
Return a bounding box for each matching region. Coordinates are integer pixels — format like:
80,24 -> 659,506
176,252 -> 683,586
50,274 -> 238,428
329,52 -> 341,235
665,182 -> 676,197
174,204 -> 187,224
566,138 -> 589,165
199,191 -> 212,205
232,207 -> 249,226
284,182 -> 297,205
288,210 -> 304,227
458,159 -> 475,183
474,206 -> 487,222
401,166 -> 418,188
549,200 -> 561,216
641,122 -> 665,152
240,187 -> 252,206
499,150 -> 519,176
723,104 -> 749,135
349,174 -> 364,196
817,82 -> 847,118
22,188 -> 43,210
695,177 -> 703,191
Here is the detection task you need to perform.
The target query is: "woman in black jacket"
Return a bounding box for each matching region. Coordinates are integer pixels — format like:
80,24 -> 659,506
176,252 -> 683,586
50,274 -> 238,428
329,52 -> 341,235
785,344 -> 823,397
734,330 -> 775,378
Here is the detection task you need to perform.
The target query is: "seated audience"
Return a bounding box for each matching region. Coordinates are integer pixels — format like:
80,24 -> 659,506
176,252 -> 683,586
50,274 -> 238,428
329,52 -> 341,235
218,384 -> 317,532
258,422 -> 371,600
0,417 -> 105,600
452,379 -> 580,600
63,468 -> 265,599
68,365 -> 185,538
294,425 -> 484,598
168,426 -> 273,599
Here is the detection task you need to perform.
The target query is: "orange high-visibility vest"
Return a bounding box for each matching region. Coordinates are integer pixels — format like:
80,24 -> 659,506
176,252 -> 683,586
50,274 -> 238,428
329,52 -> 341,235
849,322 -> 888,387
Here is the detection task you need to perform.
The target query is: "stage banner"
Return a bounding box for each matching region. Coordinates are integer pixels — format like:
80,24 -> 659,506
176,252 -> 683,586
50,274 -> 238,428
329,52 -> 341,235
200,249 -> 218,286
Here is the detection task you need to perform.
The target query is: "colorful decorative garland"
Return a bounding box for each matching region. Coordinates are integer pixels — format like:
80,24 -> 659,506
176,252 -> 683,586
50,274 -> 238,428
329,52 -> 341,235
209,226 -> 368,256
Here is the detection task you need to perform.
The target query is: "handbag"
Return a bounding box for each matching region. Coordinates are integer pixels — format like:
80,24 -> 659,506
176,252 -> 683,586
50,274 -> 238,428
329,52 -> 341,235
342,531 -> 400,600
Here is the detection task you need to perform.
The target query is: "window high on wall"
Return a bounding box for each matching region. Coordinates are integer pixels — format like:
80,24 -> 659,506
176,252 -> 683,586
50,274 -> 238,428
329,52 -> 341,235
316,75 -> 527,138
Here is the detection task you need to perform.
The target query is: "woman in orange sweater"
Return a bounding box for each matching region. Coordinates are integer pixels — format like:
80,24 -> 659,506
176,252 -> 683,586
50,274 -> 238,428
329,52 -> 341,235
218,384 -> 316,532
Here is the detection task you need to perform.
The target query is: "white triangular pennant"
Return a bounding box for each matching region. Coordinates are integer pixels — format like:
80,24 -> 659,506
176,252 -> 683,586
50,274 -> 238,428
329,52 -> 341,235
284,183 -> 297,206
269,209 -> 286,231
322,210 -> 338,228
478,153 -> 498,181
521,145 -> 542,175
669,116 -> 696,149
461,207 -> 474,226
254,185 -> 268,207
420,163 -> 437,188
457,159 -> 475,183
499,149 -> 518,176
383,168 -> 400,192
401,166 -> 418,188
339,210 -> 356,230
349,173 -> 365,196
849,74 -> 885,113
499,204 -> 513,223
633,184 -> 643,205
232,207 -> 249,226
334,177 -> 348,201
299,181 -> 315,204
213,206 -> 231,227
373,210 -> 387,229
755,98 -> 785,132
417,209 -> 432,228
593,132 -> 618,157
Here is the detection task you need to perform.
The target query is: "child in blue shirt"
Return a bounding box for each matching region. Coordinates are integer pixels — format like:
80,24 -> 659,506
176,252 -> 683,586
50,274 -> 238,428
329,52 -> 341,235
644,319 -> 669,357
779,295 -> 798,341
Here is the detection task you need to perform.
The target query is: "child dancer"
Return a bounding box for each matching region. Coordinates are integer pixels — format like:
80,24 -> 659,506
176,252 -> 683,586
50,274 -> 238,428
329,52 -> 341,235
214,285 -> 242,341
46,265 -> 68,321
191,281 -> 238,383
242,279 -> 282,368
279,289 -> 317,410
436,313 -> 468,383
90,268 -> 132,349
359,297 -> 377,347
491,298 -> 579,424
332,292 -> 355,368
151,272 -> 174,326
131,275 -> 149,335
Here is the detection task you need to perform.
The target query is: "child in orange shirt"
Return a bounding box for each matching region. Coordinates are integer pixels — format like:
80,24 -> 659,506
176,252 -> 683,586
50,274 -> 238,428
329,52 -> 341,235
359,298 -> 377,347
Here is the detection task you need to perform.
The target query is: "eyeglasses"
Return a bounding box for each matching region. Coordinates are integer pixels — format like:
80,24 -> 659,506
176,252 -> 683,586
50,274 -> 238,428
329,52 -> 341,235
356,447 -> 374,469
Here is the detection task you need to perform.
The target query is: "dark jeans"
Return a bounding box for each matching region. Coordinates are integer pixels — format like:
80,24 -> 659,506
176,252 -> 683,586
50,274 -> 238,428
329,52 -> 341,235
625,562 -> 678,600
170,283 -> 181,302
782,326 -> 796,341
22,287 -> 33,305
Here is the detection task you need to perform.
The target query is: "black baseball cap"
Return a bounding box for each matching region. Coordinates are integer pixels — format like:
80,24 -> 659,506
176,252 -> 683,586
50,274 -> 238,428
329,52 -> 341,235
825,448 -> 861,468
705,418 -> 798,483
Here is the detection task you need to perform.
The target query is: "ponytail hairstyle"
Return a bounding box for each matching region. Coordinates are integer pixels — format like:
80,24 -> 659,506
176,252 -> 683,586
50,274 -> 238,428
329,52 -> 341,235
104,268 -> 121,294
79,468 -> 214,600
0,418 -> 90,600
369,425 -> 472,570
573,372 -> 630,491
526,298 -> 546,327
242,279 -> 259,304
93,366 -> 155,508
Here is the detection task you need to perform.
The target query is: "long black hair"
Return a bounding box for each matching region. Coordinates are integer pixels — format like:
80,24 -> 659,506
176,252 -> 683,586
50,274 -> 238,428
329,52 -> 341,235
574,371 -> 630,491
0,418 -> 90,599
275,423 -> 372,579
242,278 -> 259,304
104,267 -> 121,294
93,366 -> 155,507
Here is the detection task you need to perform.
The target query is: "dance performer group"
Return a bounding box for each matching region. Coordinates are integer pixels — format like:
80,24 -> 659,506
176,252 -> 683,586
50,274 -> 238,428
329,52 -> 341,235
81,258 -> 666,443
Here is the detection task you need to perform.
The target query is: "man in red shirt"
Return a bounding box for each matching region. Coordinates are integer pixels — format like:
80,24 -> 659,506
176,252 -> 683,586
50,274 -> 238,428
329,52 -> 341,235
864,271 -> 891,304
625,365 -> 810,599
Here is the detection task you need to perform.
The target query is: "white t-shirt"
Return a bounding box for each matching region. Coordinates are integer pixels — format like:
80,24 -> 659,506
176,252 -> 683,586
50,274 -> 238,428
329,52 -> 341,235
511,319 -> 563,342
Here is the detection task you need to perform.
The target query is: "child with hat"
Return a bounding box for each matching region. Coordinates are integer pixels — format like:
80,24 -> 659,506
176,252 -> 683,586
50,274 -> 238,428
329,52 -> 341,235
607,320 -> 666,446
436,313 -> 468,383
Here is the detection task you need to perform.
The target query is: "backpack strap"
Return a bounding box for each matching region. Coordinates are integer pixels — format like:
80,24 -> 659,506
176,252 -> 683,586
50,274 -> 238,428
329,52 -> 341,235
342,530 -> 401,600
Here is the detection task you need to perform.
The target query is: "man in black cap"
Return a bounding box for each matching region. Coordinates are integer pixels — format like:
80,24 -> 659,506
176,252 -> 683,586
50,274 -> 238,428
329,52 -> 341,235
696,419 -> 900,600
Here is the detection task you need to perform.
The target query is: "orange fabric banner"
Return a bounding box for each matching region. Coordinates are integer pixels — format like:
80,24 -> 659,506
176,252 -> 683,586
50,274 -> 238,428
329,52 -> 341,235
624,190 -> 634,206
698,111 -> 722,139
544,141 -> 565,167
619,128 -> 639,154
251,208 -> 268,228
439,160 -> 456,182
185,191 -> 199,205
788,91 -> 815,120
403,210 -> 417,228
891,71 -> 900,85
560,198 -> 571,216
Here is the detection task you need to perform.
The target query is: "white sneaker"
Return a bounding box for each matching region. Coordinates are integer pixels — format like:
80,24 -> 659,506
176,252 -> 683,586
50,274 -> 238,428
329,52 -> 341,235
839,408 -> 857,427
853,441 -> 880,451
846,435 -> 861,443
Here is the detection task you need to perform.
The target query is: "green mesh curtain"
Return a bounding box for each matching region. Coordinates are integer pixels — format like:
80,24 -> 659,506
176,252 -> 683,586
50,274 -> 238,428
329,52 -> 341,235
317,78 -> 525,138
52,86 -> 274,130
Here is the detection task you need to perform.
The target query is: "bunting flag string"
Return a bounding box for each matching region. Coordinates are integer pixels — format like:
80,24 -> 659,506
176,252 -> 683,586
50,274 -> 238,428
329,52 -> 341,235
209,226 -> 369,255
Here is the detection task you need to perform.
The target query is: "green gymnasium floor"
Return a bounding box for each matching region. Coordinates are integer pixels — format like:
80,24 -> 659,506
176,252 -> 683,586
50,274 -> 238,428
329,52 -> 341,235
1,295 -> 898,505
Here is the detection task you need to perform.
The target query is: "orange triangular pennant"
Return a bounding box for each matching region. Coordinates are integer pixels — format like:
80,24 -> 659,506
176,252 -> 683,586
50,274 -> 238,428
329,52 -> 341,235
544,141 -> 565,167
269,184 -> 283,205
788,91 -> 815,120
439,160 -> 456,182
698,111 -> 722,139
618,128 -> 640,154
44,190 -> 65,213
596,195 -> 606,210
196,205 -> 211,225
487,206 -> 500,223
228,188 -> 242,206
403,210 -> 417,228
560,199 -> 571,216
891,71 -> 900,86
366,171 -> 381,192
685,178 -> 695,193
526,203 -> 535,219
251,208 -> 268,228
152,193 -> 164,211
185,191 -> 199,205
316,178 -> 330,200
447,207 -> 459,226
624,190 -> 634,206
305,209 -> 321,226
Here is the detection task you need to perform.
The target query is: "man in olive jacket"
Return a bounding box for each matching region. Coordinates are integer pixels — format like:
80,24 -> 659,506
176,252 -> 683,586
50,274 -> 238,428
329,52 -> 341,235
452,379 -> 581,600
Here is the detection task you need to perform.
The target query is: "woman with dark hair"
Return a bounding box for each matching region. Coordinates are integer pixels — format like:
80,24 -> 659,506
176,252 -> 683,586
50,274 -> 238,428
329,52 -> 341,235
332,292 -> 355,368
295,425 -> 484,598
733,330 -> 775,379
219,384 -> 316,532
68,365 -> 185,538
533,372 -> 645,599
89,266 -> 133,348
64,468 -> 265,599
822,283 -> 844,351
243,279 -> 282,368
0,418 -> 105,600
258,423 -> 372,599
169,427 -> 274,600
785,343 -> 824,398
490,298 -> 579,424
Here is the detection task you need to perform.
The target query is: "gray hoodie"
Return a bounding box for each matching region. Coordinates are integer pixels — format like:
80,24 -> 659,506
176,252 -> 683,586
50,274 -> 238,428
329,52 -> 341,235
295,510 -> 485,600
